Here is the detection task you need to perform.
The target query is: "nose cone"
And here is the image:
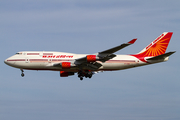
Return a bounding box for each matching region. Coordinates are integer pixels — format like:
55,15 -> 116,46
4,57 -> 14,67
4,59 -> 8,65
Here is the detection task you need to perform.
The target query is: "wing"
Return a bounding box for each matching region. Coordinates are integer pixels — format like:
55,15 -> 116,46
74,38 -> 137,70
49,39 -> 137,70
99,38 -> 137,54
97,38 -> 137,62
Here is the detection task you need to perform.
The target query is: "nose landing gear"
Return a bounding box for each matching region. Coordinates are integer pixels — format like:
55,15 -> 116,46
21,69 -> 24,77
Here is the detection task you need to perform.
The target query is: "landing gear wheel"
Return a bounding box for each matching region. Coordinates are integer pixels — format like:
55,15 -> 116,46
21,73 -> 24,77
80,77 -> 83,80
20,69 -> 24,77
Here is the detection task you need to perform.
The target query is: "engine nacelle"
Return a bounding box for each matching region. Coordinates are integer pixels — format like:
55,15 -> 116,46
86,55 -> 98,62
60,71 -> 75,77
61,62 -> 71,69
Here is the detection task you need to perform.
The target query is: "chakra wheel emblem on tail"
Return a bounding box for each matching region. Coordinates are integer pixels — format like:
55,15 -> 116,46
136,32 -> 173,57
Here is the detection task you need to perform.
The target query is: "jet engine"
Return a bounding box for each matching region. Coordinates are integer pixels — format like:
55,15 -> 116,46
86,55 -> 98,62
60,71 -> 75,77
61,62 -> 71,69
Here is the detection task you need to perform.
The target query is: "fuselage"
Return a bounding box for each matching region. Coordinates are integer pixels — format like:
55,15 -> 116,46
4,51 -> 166,72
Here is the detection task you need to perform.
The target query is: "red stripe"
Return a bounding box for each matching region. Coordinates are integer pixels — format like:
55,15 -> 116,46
108,60 -> 135,62
27,53 -> 39,55
52,59 -> 70,61
7,59 -> 26,61
30,59 -> 48,61
43,53 -> 53,55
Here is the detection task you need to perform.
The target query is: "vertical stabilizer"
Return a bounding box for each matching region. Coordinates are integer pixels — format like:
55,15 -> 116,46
136,32 -> 173,57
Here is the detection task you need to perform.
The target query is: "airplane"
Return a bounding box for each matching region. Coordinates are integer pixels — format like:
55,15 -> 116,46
4,32 -> 175,80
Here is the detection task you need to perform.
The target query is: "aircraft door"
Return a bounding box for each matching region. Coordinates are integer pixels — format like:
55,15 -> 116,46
48,59 -> 52,63
25,57 -> 29,63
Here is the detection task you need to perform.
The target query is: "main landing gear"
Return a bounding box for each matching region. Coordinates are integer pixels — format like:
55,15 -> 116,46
78,70 -> 93,80
21,69 -> 24,77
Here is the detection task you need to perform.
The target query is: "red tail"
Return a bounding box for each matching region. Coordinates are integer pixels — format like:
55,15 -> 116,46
135,32 -> 173,57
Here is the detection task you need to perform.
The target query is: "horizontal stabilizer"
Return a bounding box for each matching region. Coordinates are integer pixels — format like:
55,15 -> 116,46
146,51 -> 176,61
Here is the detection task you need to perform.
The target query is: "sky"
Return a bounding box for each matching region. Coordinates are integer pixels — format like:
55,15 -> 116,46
0,0 -> 180,120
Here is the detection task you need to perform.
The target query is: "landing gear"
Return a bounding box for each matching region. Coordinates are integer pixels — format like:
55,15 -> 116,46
80,77 -> 83,80
78,70 -> 93,80
78,71 -> 84,80
21,69 -> 24,77
21,73 -> 24,77
86,72 -> 92,78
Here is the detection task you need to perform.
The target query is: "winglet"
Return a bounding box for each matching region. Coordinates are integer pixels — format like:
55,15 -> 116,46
128,38 -> 137,44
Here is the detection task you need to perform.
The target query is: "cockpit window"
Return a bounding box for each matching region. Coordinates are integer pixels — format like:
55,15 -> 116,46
16,52 -> 22,55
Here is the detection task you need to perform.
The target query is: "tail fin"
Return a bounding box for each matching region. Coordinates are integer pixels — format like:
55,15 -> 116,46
136,32 -> 173,57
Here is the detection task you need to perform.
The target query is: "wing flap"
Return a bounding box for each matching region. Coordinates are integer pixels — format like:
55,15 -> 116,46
85,62 -> 102,70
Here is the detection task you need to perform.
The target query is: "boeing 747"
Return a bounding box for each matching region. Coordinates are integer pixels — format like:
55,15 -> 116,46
4,32 -> 175,80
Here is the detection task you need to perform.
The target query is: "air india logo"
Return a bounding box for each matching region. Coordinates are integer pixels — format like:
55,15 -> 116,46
131,32 -> 173,62
141,34 -> 171,57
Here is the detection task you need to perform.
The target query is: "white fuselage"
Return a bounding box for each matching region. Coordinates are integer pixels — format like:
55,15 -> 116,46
4,51 -> 165,72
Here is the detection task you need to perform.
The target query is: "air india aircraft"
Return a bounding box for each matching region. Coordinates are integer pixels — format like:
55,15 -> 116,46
4,32 -> 175,80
